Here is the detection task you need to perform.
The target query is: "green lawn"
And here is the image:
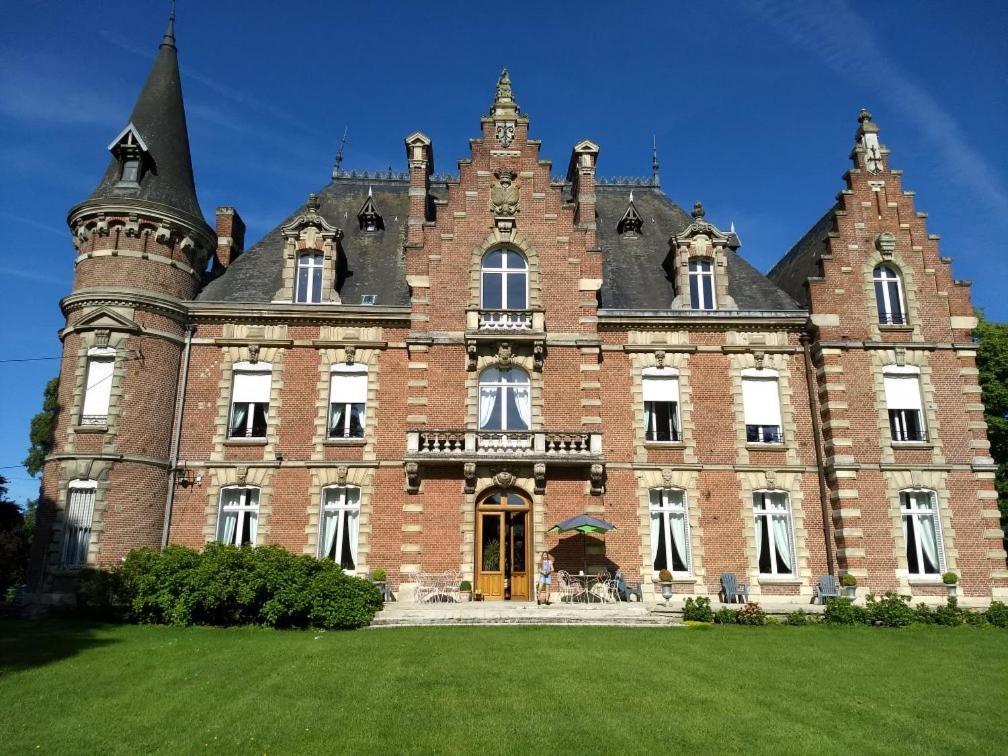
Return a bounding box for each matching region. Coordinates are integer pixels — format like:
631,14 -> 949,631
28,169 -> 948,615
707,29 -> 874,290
1,621 -> 1006,754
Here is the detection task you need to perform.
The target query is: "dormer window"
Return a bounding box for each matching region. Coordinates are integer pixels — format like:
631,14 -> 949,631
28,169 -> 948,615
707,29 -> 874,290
357,189 -> 384,232
617,192 -> 643,236
120,155 -> 141,184
688,259 -> 715,310
107,123 -> 150,188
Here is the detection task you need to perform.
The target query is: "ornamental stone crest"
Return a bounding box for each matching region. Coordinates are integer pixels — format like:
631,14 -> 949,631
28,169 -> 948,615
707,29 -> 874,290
493,469 -> 516,488
495,121 -> 516,148
496,341 -> 513,367
491,171 -> 520,217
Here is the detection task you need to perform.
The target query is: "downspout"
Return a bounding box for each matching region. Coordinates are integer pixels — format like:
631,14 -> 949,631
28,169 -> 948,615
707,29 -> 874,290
802,331 -> 835,575
162,323 -> 196,549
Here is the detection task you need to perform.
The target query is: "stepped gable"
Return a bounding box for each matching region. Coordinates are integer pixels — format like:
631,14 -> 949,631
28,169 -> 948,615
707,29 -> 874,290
596,184 -> 801,311
197,175 -> 413,305
766,206 -> 838,307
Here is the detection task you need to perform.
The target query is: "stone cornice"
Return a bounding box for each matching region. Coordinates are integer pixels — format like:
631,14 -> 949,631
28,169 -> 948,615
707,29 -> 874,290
62,287 -> 189,321
68,198 -> 214,247
189,302 -> 412,324
597,309 -> 808,330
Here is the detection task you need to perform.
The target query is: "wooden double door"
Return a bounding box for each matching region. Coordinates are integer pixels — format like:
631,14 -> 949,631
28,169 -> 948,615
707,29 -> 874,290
475,490 -> 531,601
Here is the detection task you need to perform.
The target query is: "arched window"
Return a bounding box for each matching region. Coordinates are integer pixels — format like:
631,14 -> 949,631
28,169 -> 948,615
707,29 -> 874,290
481,248 -> 528,310
319,486 -> 360,573
478,367 -> 531,431
753,491 -> 794,576
295,252 -> 324,304
649,489 -> 690,574
63,480 -> 97,568
873,264 -> 906,325
688,259 -> 715,310
900,490 -> 945,576
217,486 -> 260,546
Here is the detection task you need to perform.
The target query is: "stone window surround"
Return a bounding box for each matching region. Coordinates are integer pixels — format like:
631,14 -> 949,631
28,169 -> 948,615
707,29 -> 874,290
861,250 -> 921,340
211,343 -> 286,462
737,470 -> 813,597
203,467 -> 273,545
468,228 -> 542,311
66,329 -> 131,449
45,459 -> 113,578
273,224 -> 341,305
669,245 -> 737,311
303,466 -> 375,576
728,351 -> 801,467
629,350 -> 697,465
870,349 -> 944,465
466,353 -> 542,432
313,346 -> 380,461
634,468 -> 706,597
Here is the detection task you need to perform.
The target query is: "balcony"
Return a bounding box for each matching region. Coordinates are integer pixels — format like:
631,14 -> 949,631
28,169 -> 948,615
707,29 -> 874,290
466,309 -> 544,335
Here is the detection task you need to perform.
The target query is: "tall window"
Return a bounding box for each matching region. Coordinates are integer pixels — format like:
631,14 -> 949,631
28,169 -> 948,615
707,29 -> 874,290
742,368 -> 783,443
229,363 -> 271,438
901,490 -> 945,576
478,367 -> 531,431
688,259 -> 715,310
295,252 -> 324,304
328,367 -> 367,439
62,480 -> 96,568
650,489 -> 690,574
217,487 -> 259,546
884,366 -> 926,442
643,368 -> 680,442
319,486 -> 360,573
754,491 -> 795,576
481,248 -> 528,310
80,348 -> 116,426
873,264 -> 906,325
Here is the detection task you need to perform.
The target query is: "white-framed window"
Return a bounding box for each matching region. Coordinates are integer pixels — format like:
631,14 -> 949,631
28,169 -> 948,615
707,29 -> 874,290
319,486 -> 361,573
688,259 -> 715,310
753,491 -> 795,576
80,347 -> 116,426
481,248 -> 528,310
742,368 -> 783,444
328,366 -> 367,439
901,490 -> 945,576
62,480 -> 97,568
649,489 -> 691,574
295,252 -> 325,304
216,486 -> 260,546
883,365 -> 927,442
478,366 -> 531,431
228,362 -> 271,438
873,264 -> 906,325
642,368 -> 680,442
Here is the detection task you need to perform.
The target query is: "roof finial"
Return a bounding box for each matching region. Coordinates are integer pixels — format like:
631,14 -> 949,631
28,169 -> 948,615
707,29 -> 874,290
161,0 -> 177,49
652,135 -> 660,187
858,107 -> 872,124
692,201 -> 705,220
490,67 -> 519,118
332,127 -> 349,178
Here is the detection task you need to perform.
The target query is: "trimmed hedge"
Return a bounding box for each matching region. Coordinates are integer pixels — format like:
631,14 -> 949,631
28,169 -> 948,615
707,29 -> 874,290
825,594 -> 1007,629
76,543 -> 382,630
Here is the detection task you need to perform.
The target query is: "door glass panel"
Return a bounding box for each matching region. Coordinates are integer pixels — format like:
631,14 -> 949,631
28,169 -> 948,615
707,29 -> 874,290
510,512 -> 526,572
481,514 -> 501,572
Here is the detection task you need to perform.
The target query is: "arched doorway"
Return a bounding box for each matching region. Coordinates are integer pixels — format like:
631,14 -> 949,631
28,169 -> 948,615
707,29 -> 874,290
475,489 -> 531,601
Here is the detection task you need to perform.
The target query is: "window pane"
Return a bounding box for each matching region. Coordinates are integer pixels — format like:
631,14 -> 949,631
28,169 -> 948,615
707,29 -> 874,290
229,403 -> 249,437
484,250 -> 504,268
484,388 -> 502,429
652,514 -> 667,571
669,513 -> 687,572
905,516 -> 920,573
348,403 -> 365,437
506,273 -> 526,309
701,275 -> 714,309
311,266 -> 323,303
505,389 -> 528,430
757,517 -> 772,573
340,512 -> 356,571
874,280 -> 887,320
689,274 -> 700,309
297,265 -> 309,303
251,403 -> 268,437
329,403 -> 345,437
482,272 -> 502,308
886,281 -> 903,322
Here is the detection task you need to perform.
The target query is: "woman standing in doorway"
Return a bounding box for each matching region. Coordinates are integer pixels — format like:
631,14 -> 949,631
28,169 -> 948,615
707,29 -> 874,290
537,551 -> 554,605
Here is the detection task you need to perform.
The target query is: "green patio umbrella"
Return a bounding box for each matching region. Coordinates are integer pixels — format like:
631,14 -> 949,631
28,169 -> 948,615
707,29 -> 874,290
547,515 -> 617,573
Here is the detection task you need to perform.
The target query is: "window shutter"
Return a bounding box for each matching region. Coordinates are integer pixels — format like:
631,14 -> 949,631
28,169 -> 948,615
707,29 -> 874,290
742,376 -> 782,426
884,374 -> 922,411
331,370 -> 368,403
643,373 -> 680,403
232,370 -> 272,403
82,357 -> 115,417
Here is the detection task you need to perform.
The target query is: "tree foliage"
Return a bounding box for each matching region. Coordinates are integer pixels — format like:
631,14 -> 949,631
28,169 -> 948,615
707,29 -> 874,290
976,315 -> 1008,537
24,377 -> 59,477
0,476 -> 31,593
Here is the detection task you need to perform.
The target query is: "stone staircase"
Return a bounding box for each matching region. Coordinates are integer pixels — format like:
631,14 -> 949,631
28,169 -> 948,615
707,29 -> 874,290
370,601 -> 683,627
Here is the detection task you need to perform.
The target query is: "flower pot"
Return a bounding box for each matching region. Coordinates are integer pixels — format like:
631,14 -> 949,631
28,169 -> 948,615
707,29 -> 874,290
946,583 -> 958,598
659,582 -> 674,606
459,591 -> 471,602
842,586 -> 856,600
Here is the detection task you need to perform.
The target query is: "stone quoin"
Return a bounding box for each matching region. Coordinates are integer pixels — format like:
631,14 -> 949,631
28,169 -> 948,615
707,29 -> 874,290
27,13 -> 1007,605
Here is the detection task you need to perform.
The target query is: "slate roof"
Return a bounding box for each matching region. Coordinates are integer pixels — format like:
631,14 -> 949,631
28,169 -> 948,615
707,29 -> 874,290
766,206 -> 837,307
197,177 -> 413,306
596,185 -> 802,311
84,19 -> 205,224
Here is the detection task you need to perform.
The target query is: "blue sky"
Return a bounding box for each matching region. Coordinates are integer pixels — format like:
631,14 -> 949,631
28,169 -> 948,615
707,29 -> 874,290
1,1 -> 1006,504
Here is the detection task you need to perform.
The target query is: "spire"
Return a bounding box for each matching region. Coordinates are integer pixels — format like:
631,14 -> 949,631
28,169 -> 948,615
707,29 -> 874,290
854,107 -> 885,175
651,136 -> 660,188
82,11 -> 203,223
490,67 -> 520,118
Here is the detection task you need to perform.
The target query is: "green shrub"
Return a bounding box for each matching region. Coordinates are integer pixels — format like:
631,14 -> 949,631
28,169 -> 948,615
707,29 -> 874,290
713,607 -> 737,625
657,569 -> 673,583
914,603 -> 935,624
459,580 -> 472,592
72,568 -> 126,621
941,572 -> 958,585
934,598 -> 965,627
682,596 -> 713,622
785,609 -> 810,626
735,602 -> 767,626
823,597 -> 865,625
864,592 -> 915,627
986,601 -> 1008,628
964,609 -> 989,627
839,573 -> 857,588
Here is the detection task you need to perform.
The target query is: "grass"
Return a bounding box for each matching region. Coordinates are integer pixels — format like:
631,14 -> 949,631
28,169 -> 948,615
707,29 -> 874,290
1,620 -> 1006,754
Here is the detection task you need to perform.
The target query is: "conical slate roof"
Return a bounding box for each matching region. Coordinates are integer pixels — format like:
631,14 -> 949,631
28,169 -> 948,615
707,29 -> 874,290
84,15 -> 204,223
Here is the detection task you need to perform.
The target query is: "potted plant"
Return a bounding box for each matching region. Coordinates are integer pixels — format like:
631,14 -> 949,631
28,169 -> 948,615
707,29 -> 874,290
942,572 -> 958,598
370,568 -> 388,601
473,589 -> 484,602
657,569 -> 674,606
840,572 -> 857,600
459,580 -> 472,602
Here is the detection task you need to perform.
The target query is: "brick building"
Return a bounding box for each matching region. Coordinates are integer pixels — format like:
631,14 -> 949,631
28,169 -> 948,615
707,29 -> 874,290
29,18 -> 1007,604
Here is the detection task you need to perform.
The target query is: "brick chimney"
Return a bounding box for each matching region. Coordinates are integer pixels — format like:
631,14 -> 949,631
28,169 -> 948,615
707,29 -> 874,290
404,132 -> 432,249
567,139 -> 600,248
215,206 -> 245,269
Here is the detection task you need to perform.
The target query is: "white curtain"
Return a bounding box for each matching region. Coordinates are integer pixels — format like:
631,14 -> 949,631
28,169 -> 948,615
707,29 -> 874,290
246,512 -> 258,545
670,512 -> 688,569
478,387 -> 497,428
917,514 -> 939,572
755,514 -> 765,565
649,512 -> 660,568
347,509 -> 360,569
772,515 -> 792,572
219,511 -> 238,545
321,511 -> 338,559
513,386 -> 531,429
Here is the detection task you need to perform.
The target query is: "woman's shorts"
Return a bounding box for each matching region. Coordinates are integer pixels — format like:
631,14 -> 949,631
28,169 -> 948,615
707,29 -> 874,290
538,575 -> 552,586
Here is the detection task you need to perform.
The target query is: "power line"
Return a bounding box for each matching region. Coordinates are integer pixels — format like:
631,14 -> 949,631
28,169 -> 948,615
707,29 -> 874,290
0,356 -> 61,363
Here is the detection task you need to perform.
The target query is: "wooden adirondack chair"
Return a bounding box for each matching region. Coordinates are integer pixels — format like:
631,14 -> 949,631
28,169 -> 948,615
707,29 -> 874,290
614,569 -> 643,602
720,572 -> 749,604
816,574 -> 840,604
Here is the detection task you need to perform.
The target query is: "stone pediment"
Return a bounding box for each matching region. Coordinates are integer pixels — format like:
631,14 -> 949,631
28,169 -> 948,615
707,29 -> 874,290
72,307 -> 141,333
281,194 -> 342,242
